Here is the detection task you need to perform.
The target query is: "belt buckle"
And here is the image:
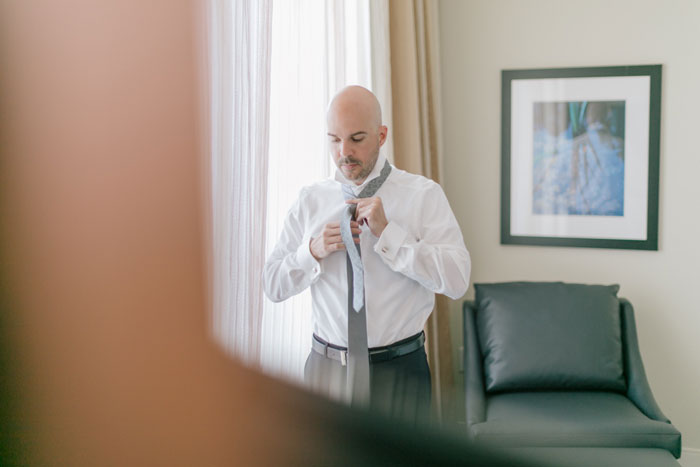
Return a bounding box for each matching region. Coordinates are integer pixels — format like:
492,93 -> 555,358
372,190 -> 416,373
340,350 -> 347,366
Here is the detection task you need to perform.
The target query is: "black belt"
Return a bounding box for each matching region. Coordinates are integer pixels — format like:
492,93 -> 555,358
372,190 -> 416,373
312,331 -> 425,366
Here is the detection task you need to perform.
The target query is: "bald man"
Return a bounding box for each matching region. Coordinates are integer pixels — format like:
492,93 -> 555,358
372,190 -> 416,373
263,86 -> 470,424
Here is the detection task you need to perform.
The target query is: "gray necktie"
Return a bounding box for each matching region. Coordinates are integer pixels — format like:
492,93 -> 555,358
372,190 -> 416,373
339,159 -> 392,407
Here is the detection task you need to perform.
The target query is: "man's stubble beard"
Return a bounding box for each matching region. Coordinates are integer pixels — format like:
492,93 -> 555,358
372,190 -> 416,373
348,146 -> 380,183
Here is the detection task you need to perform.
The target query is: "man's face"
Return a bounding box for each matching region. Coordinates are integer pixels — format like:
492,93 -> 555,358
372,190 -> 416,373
327,104 -> 387,185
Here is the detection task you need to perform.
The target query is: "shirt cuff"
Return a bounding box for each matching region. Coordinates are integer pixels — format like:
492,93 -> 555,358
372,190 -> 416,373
297,234 -> 321,281
374,221 -> 408,261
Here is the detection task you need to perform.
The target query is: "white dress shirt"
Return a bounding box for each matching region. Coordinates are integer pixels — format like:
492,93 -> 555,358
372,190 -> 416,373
263,154 -> 470,348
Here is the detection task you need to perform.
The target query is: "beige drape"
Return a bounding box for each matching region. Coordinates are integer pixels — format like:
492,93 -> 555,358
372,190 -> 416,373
388,0 -> 456,423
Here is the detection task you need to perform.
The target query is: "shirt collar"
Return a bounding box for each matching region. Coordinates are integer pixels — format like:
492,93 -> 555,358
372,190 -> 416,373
334,153 -> 388,195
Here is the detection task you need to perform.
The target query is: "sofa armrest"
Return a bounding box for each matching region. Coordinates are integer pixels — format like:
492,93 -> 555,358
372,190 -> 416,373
463,300 -> 486,434
620,298 -> 671,424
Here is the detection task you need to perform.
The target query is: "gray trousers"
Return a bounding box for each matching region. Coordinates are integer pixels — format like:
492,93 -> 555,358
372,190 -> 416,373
304,345 -> 432,425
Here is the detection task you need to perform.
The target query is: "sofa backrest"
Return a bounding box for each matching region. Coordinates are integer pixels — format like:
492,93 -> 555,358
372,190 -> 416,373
474,282 -> 626,393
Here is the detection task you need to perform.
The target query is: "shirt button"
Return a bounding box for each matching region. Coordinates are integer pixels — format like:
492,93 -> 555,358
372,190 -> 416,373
381,247 -> 387,253
312,267 -> 318,273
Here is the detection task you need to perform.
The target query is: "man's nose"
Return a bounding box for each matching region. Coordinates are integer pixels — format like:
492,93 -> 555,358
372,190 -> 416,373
341,139 -> 353,156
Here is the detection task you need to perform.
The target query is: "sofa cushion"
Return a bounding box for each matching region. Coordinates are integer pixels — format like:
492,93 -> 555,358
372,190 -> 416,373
470,392 -> 681,458
475,282 -> 625,392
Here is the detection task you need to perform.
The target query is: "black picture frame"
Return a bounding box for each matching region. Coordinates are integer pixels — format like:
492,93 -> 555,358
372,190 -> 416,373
501,65 -> 661,250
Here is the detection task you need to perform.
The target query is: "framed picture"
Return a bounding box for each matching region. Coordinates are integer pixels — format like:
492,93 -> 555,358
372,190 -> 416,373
501,65 -> 662,250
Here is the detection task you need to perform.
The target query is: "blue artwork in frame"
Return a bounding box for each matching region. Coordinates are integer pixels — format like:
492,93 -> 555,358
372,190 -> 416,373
501,65 -> 661,250
532,100 -> 626,217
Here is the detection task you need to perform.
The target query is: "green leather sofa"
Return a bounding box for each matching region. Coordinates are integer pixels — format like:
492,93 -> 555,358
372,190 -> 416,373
463,282 -> 681,465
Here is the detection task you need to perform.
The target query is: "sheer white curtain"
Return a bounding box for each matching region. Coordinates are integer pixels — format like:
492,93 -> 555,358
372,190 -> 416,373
209,0 -> 272,366
209,0 -> 391,379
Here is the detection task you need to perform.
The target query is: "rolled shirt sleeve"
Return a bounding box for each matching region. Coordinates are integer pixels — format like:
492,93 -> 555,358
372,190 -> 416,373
373,221 -> 408,261
263,190 -> 322,303
373,182 -> 470,300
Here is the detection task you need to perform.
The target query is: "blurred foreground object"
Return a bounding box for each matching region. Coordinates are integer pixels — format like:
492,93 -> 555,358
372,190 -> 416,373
0,1 -> 535,465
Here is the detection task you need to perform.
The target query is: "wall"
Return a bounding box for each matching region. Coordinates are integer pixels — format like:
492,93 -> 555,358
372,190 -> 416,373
438,0 -> 700,456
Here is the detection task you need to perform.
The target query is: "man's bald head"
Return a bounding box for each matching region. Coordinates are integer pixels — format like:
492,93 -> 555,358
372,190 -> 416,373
326,86 -> 388,184
327,85 -> 382,129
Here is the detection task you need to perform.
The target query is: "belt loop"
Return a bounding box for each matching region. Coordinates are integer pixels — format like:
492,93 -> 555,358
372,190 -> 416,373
323,342 -> 329,358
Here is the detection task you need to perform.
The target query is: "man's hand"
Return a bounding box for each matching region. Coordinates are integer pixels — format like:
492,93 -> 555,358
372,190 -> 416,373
346,197 -> 388,238
309,221 -> 361,260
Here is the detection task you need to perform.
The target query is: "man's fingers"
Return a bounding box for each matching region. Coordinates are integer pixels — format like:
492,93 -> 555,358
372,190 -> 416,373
323,226 -> 342,237
321,216 -> 365,255
328,234 -> 344,243
322,241 -> 344,254
332,226 -> 361,234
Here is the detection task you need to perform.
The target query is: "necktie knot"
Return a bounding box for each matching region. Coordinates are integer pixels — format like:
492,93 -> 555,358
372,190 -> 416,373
339,159 -> 391,312
341,184 -> 357,219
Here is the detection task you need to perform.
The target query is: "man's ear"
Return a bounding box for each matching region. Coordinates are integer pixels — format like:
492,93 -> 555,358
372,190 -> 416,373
378,125 -> 388,147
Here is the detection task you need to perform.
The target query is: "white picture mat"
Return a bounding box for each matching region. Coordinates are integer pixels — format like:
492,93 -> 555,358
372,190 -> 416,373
510,76 -> 650,240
